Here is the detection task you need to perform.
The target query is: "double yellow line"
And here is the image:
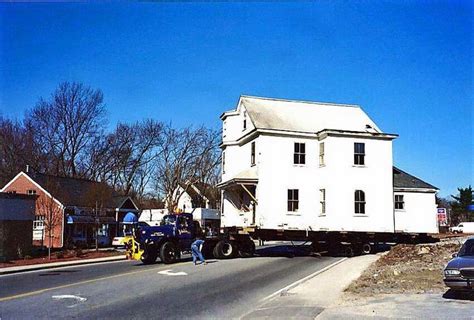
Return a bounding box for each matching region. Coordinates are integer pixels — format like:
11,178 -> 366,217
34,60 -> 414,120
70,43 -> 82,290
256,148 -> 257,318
0,261 -> 188,302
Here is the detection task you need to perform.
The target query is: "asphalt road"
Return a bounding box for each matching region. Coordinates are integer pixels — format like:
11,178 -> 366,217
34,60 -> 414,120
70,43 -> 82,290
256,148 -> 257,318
0,245 -> 342,319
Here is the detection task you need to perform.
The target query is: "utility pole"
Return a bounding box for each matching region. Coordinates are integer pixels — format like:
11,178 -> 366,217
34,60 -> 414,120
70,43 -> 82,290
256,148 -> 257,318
95,201 -> 99,252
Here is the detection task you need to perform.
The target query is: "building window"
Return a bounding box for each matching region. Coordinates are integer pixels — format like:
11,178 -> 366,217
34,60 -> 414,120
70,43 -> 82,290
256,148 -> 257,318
395,194 -> 405,210
243,112 -> 247,130
287,189 -> 299,212
354,143 -> 365,165
33,215 -> 45,229
27,189 -> 37,195
294,142 -> 306,165
251,141 -> 256,166
320,189 -> 326,215
355,190 -> 366,214
222,151 -> 226,174
319,142 -> 325,166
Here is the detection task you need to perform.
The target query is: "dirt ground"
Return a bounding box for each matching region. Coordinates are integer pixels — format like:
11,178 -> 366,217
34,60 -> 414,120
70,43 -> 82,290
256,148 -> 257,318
346,236 -> 468,295
0,249 -> 123,268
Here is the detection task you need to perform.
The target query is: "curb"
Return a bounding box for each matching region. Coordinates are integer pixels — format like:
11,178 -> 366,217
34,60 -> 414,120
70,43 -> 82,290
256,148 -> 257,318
0,255 -> 127,275
261,257 -> 349,302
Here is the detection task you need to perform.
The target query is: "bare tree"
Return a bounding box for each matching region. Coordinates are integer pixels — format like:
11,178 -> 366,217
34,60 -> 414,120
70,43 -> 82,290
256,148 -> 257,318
155,125 -> 220,212
27,82 -> 106,178
101,119 -> 163,198
0,116 -> 40,185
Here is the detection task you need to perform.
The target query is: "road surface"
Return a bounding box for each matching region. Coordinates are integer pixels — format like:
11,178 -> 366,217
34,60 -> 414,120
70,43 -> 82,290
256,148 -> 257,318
0,245 -> 342,319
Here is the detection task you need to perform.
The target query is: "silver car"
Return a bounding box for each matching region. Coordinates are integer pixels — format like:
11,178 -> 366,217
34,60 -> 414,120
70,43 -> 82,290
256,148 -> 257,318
444,237 -> 474,291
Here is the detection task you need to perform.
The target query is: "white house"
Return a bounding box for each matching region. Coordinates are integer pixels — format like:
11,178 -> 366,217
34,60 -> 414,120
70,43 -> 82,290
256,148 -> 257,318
218,95 -> 438,234
170,183 -> 219,213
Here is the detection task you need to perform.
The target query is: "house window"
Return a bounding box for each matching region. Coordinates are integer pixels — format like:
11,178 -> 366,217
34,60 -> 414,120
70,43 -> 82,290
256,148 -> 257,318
222,151 -> 225,174
355,190 -> 366,214
243,112 -> 247,130
294,143 -> 306,165
354,143 -> 365,165
319,142 -> 325,166
395,194 -> 405,210
287,189 -> 299,212
251,142 -> 256,166
320,189 -> 326,215
33,215 -> 45,229
27,189 -> 37,195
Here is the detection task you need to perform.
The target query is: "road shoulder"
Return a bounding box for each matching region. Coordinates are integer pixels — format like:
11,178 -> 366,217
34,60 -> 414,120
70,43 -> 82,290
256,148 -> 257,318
242,254 -> 380,319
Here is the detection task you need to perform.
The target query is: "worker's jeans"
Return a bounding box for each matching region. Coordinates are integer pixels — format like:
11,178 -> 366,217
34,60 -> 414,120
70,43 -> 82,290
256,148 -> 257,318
191,245 -> 205,264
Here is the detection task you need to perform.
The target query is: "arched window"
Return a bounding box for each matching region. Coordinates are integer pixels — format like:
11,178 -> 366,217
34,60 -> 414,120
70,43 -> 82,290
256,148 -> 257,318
355,190 -> 366,214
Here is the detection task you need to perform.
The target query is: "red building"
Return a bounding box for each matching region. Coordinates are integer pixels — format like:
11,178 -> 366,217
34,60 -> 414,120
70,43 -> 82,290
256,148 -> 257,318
1,171 -> 139,248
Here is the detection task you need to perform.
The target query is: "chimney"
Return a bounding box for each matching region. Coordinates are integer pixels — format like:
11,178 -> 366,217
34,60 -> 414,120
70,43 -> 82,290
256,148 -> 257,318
26,165 -> 29,173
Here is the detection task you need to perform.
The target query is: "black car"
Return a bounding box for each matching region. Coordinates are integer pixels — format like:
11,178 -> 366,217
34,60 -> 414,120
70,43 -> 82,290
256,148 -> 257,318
444,237 -> 474,291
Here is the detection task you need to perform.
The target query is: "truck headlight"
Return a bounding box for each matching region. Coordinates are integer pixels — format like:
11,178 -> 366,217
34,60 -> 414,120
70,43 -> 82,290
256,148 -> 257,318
444,269 -> 460,276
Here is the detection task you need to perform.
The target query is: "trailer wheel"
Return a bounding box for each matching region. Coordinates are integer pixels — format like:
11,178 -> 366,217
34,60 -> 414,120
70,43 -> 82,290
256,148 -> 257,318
160,241 -> 178,264
238,240 -> 256,258
362,243 -> 372,254
214,240 -> 235,259
343,245 -> 355,257
140,248 -> 158,264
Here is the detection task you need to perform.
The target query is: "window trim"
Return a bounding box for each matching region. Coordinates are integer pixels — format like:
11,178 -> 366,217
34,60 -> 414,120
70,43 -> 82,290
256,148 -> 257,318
287,189 -> 299,212
354,190 -> 366,214
293,142 -> 306,165
319,142 -> 325,167
354,142 -> 365,166
319,188 -> 326,216
251,141 -> 256,166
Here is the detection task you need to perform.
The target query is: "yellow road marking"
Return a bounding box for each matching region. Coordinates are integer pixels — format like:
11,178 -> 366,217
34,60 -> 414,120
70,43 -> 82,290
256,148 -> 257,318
0,261 -> 188,302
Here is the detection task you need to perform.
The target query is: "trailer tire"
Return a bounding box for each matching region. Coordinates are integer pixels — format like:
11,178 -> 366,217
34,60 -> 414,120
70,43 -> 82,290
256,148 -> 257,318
362,243 -> 372,254
344,245 -> 355,257
140,248 -> 158,264
238,240 -> 255,258
214,240 -> 235,259
160,241 -> 178,264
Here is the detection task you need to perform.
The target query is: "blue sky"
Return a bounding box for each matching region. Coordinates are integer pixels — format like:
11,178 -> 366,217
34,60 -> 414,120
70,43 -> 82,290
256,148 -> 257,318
0,1 -> 472,197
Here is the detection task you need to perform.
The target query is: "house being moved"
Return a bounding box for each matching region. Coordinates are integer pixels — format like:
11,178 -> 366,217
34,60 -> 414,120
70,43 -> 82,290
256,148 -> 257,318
218,95 -> 438,234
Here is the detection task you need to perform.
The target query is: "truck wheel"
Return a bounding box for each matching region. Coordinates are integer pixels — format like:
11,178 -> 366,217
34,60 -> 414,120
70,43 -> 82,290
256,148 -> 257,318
140,249 -> 158,264
361,243 -> 372,255
344,245 -> 355,257
160,241 -> 178,264
214,240 -> 235,259
238,240 -> 256,258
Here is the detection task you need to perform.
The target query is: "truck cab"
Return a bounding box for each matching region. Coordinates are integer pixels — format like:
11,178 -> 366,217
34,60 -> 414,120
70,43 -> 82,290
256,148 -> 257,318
135,213 -> 203,264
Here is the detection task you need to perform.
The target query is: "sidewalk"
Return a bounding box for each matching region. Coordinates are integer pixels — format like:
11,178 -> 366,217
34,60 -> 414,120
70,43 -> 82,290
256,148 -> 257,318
243,252 -> 474,319
242,254 -> 380,319
0,255 -> 127,275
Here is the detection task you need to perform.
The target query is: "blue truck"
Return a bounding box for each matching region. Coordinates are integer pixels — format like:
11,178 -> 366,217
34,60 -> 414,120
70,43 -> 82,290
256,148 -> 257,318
128,213 -> 255,264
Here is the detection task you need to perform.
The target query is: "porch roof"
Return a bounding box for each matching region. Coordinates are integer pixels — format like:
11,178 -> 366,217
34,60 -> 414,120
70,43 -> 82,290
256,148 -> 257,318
217,168 -> 258,189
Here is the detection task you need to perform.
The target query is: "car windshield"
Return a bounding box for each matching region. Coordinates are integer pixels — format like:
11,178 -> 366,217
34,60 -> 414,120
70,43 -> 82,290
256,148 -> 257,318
458,239 -> 474,257
161,215 -> 176,226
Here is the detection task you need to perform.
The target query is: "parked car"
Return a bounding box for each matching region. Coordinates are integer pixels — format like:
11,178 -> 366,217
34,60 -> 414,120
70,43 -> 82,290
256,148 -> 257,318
450,222 -> 474,234
444,237 -> 474,291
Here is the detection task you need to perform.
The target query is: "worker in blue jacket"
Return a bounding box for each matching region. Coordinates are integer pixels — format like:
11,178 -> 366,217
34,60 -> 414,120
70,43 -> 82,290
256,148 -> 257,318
191,238 -> 207,265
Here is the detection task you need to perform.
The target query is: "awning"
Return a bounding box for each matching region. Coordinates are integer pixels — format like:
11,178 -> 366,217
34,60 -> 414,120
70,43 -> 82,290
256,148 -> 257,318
67,215 -> 116,224
217,168 -> 258,189
67,215 -> 94,224
122,212 -> 138,224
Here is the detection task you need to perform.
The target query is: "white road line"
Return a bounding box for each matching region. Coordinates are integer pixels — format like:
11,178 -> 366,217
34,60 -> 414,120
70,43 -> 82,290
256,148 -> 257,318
158,269 -> 188,276
260,257 -> 348,302
52,294 -> 87,308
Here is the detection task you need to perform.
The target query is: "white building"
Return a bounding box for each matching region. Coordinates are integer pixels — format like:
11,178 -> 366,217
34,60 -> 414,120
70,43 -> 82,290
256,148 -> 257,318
218,95 -> 438,234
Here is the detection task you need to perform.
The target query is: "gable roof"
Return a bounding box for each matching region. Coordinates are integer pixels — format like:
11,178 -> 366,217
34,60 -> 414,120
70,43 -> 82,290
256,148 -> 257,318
393,167 -> 438,190
229,95 -> 384,134
5,172 -> 138,209
179,182 -> 219,202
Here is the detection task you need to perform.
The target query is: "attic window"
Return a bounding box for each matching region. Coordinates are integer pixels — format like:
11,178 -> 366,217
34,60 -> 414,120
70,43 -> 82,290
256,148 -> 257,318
243,113 -> 247,130
27,189 -> 37,195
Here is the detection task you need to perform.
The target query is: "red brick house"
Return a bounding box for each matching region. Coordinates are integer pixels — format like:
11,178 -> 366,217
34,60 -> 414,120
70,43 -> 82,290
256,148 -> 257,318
0,171 -> 139,248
